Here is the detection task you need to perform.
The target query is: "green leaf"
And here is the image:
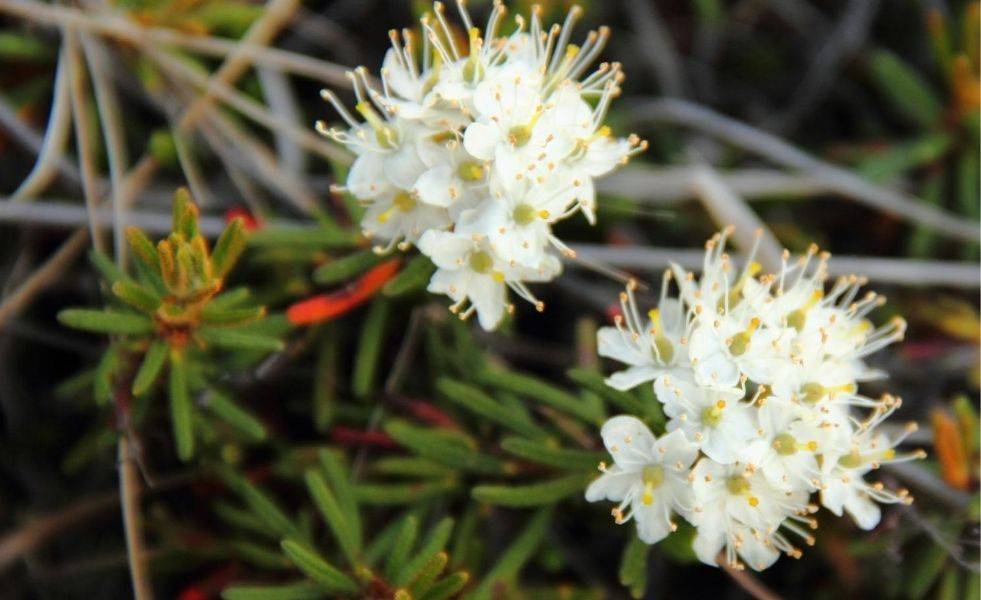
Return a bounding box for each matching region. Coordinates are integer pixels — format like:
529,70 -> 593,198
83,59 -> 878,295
280,539 -> 359,593
566,367 -> 646,416
385,515 -> 419,582
169,350 -> 194,461
352,299 -> 389,399
471,473 -> 591,507
207,287 -> 252,311
198,327 -> 284,352
313,250 -> 384,285
248,225 -> 360,249
218,467 -> 300,541
408,551 -> 448,597
868,50 -> 943,129
372,457 -> 454,478
354,480 -> 457,505
88,249 -> 126,284
384,420 -> 505,474
212,216 -> 248,278
204,390 -> 267,441
619,535 -> 649,599
94,344 -> 122,406
313,333 -> 339,431
500,437 -> 605,470
468,508 -> 551,600
132,340 -> 168,396
305,469 -> 359,567
222,581 -> 329,600
437,378 -> 549,440
112,280 -> 162,313
316,450 -> 361,549
125,227 -> 159,271
396,517 -> 454,586
383,254 -> 435,297
908,173 -> 945,258
57,309 -> 153,335
173,187 -> 199,239
858,134 -> 952,183
228,539 -> 293,570
658,521 -> 698,564
201,305 -> 267,326
476,368 -> 604,424
937,568 -> 960,600
364,510 -> 421,566
420,572 -> 469,600
905,541 -> 949,599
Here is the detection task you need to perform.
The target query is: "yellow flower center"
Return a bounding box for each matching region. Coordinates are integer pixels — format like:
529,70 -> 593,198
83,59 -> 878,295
393,191 -> 416,212
728,317 -> 760,357
468,250 -> 493,274
701,400 -> 727,427
640,464 -> 665,505
458,161 -> 485,182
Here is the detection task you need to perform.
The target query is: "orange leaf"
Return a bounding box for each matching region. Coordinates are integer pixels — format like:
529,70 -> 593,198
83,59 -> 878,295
286,259 -> 401,325
931,408 -> 970,490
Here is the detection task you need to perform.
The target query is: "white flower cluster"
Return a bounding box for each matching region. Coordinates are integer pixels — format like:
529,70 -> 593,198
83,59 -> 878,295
586,229 -> 925,571
318,1 -> 645,330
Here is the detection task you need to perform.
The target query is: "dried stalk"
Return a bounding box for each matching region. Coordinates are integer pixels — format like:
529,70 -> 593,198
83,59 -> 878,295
630,98 -> 978,241
11,43 -> 74,202
0,0 -> 352,88
689,166 -> 783,272
0,229 -> 89,330
65,30 -> 107,254
80,33 -> 131,266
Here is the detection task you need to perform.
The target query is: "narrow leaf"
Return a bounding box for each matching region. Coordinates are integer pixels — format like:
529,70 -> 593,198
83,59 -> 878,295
280,539 -> 359,593
218,468 -> 300,540
469,508 -> 551,600
383,254 -> 435,297
437,378 -> 549,440
169,350 -> 194,461
198,327 -> 284,352
204,390 -> 267,441
396,517 -> 454,586
619,534 -> 649,599
500,437 -> 605,470
408,551 -> 448,597
420,572 -> 469,600
567,367 -> 646,415
201,305 -> 266,326
477,368 -> 604,424
471,473 -> 591,507
58,309 -> 153,335
384,515 -> 419,582
125,227 -> 159,271
316,449 -> 360,550
89,249 -> 127,284
132,340 -> 168,396
314,250 -> 384,285
868,50 -> 943,129
354,480 -> 457,505
222,581 -> 328,600
352,298 -> 389,399
305,469 -> 359,566
384,420 -> 505,474
112,280 -> 162,313
212,216 -> 248,278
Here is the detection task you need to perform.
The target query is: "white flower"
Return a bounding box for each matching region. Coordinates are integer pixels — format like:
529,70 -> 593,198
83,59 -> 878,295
585,417 -> 698,544
689,459 -> 811,571
417,229 -> 559,330
590,229 -> 922,572
819,397 -> 922,529
597,275 -> 688,391
655,374 -> 754,465
317,2 -> 644,330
